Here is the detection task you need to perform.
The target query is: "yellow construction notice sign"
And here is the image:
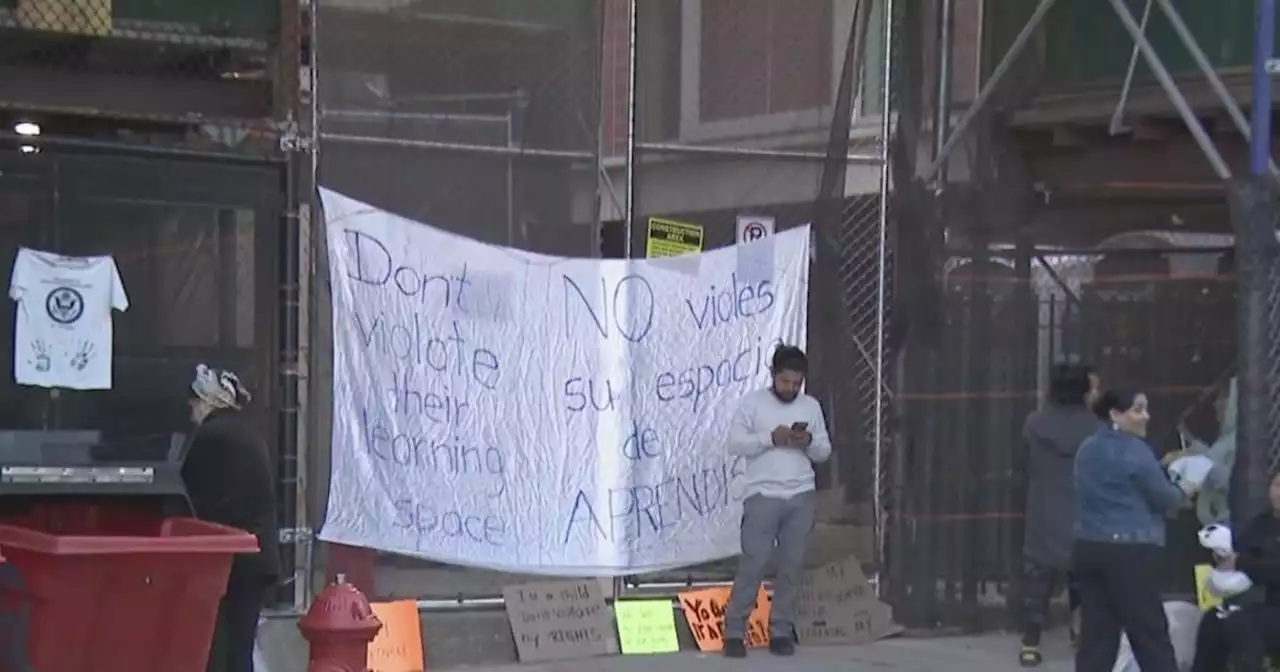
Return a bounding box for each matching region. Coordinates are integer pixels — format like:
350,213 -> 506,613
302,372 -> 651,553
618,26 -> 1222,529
646,217 -> 705,258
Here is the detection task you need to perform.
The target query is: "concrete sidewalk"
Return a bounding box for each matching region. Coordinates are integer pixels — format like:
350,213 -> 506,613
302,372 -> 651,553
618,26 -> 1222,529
259,611 -> 1074,671
453,633 -> 1074,672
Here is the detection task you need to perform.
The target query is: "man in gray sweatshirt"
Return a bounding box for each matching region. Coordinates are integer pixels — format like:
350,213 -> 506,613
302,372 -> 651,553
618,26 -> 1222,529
721,345 -> 832,659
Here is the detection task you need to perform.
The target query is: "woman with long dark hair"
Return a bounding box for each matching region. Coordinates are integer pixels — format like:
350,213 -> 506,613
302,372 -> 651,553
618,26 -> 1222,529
182,364 -> 281,672
1073,388 -> 1199,672
1018,363 -> 1100,667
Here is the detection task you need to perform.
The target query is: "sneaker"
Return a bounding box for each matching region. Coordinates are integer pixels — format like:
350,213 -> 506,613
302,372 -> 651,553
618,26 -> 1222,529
723,639 -> 747,658
769,637 -> 795,656
1018,646 -> 1043,667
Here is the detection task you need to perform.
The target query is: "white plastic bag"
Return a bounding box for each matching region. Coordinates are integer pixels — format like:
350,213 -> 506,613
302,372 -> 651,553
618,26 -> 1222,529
253,645 -> 269,672
1168,455 -> 1214,490
253,618 -> 271,672
1111,601 -> 1202,672
1197,524 -> 1254,598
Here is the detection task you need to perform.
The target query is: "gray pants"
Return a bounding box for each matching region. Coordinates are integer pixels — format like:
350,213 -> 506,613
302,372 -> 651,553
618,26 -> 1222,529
724,491 -> 817,641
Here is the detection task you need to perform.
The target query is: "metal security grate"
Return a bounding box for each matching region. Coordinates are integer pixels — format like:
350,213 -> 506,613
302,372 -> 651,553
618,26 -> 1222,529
0,0 -> 282,122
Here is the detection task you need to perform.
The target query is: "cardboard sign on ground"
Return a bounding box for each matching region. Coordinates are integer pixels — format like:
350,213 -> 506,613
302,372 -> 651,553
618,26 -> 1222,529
614,600 -> 680,655
796,557 -> 902,645
677,585 -> 770,652
502,579 -> 614,664
367,600 -> 426,672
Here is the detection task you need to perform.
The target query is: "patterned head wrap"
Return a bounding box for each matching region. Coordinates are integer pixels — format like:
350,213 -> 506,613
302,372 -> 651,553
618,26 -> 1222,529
191,363 -> 252,411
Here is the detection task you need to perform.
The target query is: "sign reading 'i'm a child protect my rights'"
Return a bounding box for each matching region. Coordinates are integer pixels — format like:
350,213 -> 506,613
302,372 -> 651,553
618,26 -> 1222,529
503,580 -> 615,663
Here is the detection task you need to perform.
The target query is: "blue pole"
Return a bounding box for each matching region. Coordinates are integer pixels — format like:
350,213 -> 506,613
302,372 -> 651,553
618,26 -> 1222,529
1251,0 -> 1276,176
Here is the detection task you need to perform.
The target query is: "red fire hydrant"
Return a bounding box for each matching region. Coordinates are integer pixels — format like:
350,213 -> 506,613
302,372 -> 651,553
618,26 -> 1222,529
298,574 -> 383,672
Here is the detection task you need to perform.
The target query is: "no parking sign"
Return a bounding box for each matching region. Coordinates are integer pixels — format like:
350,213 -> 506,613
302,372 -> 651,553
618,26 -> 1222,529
735,215 -> 775,244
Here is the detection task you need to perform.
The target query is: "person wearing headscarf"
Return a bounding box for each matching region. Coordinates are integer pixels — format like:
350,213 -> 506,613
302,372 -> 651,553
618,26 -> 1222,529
1017,363 -> 1100,667
182,364 -> 280,672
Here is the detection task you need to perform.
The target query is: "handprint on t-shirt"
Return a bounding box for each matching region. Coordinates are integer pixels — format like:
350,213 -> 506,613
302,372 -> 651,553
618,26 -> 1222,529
28,339 -> 51,373
70,341 -> 95,371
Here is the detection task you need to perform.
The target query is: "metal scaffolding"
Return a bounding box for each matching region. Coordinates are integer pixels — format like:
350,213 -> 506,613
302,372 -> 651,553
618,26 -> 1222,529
923,0 -> 1279,527
308,0 -> 896,609
929,0 -> 1274,183
302,0 -> 1279,619
314,0 -> 890,252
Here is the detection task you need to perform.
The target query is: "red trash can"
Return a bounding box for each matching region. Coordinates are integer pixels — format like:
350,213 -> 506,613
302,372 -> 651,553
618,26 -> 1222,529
0,502 -> 259,672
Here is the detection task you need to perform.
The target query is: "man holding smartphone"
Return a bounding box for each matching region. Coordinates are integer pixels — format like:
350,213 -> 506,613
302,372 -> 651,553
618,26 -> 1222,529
722,345 -> 833,658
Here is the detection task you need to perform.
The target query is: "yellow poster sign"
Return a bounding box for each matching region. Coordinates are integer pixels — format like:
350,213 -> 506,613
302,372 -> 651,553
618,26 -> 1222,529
645,217 -> 705,258
1194,564 -> 1223,611
614,600 -> 680,655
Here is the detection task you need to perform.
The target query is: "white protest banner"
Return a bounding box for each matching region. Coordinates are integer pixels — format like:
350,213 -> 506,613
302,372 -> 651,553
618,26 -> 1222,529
318,188 -> 809,575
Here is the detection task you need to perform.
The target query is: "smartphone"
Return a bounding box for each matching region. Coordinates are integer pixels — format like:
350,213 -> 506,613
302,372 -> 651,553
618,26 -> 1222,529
791,422 -> 808,432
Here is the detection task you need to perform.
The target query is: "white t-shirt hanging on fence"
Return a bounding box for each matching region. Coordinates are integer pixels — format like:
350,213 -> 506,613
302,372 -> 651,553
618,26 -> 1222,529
9,248 -> 130,390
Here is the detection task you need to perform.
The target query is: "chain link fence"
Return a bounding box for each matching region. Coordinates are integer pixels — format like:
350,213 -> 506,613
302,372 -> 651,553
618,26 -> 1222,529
0,0 -> 301,604
312,0 -> 605,602
311,0 -> 895,604
0,0 -> 283,123
0,0 -> 353,617
621,0 -> 890,591
1228,179 -> 1280,525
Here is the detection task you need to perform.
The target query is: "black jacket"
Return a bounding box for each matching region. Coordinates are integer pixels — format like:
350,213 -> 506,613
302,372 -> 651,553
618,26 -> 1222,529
1236,511 -> 1280,607
180,409 -> 281,583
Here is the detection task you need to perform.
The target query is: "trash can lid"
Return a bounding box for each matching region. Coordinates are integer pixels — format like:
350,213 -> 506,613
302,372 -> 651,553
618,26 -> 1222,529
0,431 -> 190,501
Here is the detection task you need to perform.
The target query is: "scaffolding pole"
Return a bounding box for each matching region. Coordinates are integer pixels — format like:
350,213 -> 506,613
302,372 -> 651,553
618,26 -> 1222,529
636,142 -> 883,164
932,0 -> 955,180
301,0 -> 319,613
924,0 -> 1057,182
623,0 -> 639,260
1152,0 -> 1278,175
1108,0 -> 1152,135
1252,0 -> 1276,176
316,133 -> 594,160
1104,0 -> 1232,180
593,0 -> 610,259
612,0 -> 641,601
872,0 -> 895,585
1231,0 -> 1279,530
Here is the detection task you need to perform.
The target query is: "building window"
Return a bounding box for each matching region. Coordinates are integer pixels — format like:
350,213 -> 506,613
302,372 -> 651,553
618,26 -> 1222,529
857,0 -> 887,116
697,0 -> 833,122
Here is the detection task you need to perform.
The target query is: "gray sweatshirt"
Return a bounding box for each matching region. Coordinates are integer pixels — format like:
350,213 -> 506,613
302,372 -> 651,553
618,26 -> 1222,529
726,388 -> 832,499
1023,404 -> 1101,568
1186,377 -> 1236,526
